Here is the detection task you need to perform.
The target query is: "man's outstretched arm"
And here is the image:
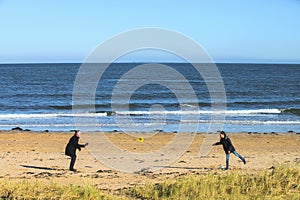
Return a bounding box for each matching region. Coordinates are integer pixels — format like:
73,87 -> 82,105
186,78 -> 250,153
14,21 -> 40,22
78,143 -> 89,148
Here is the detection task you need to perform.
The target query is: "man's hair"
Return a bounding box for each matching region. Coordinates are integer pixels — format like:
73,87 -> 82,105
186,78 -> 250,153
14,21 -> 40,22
220,131 -> 226,135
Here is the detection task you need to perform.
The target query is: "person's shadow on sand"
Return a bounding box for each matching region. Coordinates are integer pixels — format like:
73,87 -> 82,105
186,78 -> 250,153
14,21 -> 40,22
20,165 -> 56,171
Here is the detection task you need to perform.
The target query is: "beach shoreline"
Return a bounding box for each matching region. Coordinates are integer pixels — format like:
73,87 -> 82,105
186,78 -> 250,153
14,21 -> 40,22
0,130 -> 299,190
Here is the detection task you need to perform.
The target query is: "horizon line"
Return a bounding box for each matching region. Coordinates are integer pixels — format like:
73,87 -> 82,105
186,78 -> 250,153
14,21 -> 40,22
1,61 -> 300,65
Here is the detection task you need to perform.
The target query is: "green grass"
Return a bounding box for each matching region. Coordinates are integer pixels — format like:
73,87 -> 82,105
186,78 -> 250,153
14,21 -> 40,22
0,164 -> 299,200
130,164 -> 300,200
0,181 -> 117,200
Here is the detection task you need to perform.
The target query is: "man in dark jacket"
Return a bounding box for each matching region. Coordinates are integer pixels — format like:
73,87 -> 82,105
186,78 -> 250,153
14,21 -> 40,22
65,130 -> 88,171
212,131 -> 246,170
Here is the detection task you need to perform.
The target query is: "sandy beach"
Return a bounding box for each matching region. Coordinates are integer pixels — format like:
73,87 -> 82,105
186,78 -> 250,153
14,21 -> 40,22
0,131 -> 299,190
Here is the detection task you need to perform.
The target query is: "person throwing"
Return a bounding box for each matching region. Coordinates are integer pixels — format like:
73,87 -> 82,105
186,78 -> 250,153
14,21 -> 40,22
212,131 -> 246,170
65,130 -> 88,171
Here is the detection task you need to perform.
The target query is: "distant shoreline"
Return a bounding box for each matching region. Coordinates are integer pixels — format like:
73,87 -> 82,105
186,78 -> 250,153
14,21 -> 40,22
1,129 -> 299,135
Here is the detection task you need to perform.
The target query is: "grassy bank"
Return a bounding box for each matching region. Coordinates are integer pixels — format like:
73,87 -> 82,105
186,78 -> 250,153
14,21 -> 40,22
0,181 -> 117,200
1,164 -> 299,200
131,165 -> 300,200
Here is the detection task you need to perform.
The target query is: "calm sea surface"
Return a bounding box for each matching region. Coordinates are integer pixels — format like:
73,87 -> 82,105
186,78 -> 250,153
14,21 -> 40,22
0,63 -> 299,132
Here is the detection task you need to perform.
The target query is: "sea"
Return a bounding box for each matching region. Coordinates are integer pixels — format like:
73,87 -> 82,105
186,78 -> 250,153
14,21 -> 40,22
0,63 -> 299,133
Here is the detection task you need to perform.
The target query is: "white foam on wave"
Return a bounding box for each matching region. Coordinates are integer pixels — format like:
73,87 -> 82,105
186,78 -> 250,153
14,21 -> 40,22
0,120 -> 298,129
0,123 -> 108,127
115,109 -> 282,115
0,109 -> 286,120
0,113 -> 107,119
181,119 -> 300,125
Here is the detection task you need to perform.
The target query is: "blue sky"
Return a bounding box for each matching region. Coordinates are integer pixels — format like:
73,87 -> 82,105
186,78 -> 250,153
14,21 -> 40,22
1,0 -> 300,63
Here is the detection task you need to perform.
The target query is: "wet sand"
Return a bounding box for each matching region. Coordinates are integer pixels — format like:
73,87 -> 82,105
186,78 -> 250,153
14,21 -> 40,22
0,131 -> 299,190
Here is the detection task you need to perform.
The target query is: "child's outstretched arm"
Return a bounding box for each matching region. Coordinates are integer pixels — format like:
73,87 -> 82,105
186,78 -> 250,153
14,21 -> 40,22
212,141 -> 221,146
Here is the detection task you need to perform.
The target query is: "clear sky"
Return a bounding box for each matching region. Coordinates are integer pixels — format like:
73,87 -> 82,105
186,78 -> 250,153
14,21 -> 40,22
1,0 -> 300,63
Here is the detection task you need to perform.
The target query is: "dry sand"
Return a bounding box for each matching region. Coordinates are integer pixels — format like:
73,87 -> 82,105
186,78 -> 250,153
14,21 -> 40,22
0,131 -> 299,190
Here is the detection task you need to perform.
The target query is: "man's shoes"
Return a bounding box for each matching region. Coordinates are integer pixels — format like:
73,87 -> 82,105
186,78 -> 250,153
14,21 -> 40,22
69,168 -> 77,172
243,159 -> 246,165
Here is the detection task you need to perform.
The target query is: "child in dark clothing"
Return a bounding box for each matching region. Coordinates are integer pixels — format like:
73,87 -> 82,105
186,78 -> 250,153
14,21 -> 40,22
212,131 -> 246,170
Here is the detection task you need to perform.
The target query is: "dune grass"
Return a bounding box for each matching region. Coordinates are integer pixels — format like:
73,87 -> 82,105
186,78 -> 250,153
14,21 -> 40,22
0,164 -> 299,199
0,180 -> 117,200
130,164 -> 300,200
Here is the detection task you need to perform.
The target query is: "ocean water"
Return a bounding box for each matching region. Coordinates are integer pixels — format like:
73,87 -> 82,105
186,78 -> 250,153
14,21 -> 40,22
0,63 -> 299,133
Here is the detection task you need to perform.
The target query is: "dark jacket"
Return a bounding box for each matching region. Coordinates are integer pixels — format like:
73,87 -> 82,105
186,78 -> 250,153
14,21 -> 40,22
65,134 -> 85,156
214,135 -> 236,154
